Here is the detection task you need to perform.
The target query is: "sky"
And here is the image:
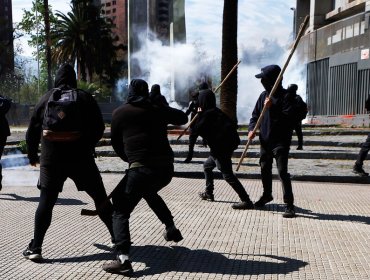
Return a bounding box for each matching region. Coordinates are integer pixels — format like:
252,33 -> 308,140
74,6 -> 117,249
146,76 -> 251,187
11,0 -> 299,122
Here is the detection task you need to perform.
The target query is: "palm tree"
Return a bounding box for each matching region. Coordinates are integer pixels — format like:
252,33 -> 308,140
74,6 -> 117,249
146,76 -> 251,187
220,0 -> 238,123
51,0 -> 116,82
43,0 -> 52,89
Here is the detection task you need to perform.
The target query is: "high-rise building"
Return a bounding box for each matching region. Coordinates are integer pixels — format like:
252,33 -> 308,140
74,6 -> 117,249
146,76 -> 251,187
101,0 -> 128,46
0,0 -> 14,76
100,0 -> 128,61
296,0 -> 370,125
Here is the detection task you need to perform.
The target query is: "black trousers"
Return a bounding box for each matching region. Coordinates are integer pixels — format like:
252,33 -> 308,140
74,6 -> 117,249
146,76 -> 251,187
259,145 -> 294,205
203,155 -> 250,202
31,159 -> 114,249
0,136 -> 7,182
294,122 -> 303,147
112,164 -> 175,255
355,133 -> 370,167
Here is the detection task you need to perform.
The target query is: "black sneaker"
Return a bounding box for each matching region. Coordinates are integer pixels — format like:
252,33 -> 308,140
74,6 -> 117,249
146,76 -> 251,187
163,226 -> 183,242
232,200 -> 255,210
296,146 -> 303,150
282,205 -> 296,218
353,165 -> 369,177
102,259 -> 133,276
254,195 -> 273,208
199,191 -> 214,202
23,241 -> 42,261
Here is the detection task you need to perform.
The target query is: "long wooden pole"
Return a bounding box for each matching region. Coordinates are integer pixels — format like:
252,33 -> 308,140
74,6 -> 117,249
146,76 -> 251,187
235,15 -> 309,172
177,60 -> 242,141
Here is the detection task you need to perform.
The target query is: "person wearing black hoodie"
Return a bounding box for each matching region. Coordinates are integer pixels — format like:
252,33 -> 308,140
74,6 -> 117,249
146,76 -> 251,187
248,65 -> 297,218
183,82 -> 209,163
191,88 -> 254,210
149,84 -> 169,107
102,79 -> 187,276
0,94 -> 11,191
23,64 -> 115,260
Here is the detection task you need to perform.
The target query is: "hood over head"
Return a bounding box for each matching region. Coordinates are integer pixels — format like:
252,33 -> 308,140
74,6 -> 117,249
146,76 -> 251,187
198,89 -> 216,111
198,82 -> 209,90
255,65 -> 282,92
54,64 -> 77,88
127,79 -> 149,105
149,84 -> 161,98
287,84 -> 298,93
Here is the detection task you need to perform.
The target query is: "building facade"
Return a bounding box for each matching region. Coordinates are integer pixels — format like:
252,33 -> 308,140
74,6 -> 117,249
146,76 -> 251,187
296,0 -> 370,126
0,0 -> 14,77
128,0 -> 187,104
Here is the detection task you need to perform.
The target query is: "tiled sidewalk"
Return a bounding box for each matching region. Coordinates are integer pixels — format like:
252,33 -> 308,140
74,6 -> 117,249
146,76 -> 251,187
1,169 -> 370,279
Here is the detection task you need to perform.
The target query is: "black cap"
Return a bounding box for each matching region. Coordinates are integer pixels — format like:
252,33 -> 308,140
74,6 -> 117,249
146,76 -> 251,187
255,65 -> 281,80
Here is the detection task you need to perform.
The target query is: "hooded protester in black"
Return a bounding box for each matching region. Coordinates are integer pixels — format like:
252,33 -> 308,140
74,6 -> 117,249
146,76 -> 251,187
191,89 -> 253,210
23,63 -> 114,261
149,84 -> 169,107
104,79 -> 187,275
248,64 -> 296,218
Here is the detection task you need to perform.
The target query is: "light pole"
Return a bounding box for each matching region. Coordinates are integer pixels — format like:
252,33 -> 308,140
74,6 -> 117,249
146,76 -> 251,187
290,7 -> 296,40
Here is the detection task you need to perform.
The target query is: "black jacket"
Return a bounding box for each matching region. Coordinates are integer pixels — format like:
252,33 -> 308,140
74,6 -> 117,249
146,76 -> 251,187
26,64 -> 105,165
192,89 -> 240,158
111,79 -> 187,166
249,87 -> 295,148
0,95 -> 10,139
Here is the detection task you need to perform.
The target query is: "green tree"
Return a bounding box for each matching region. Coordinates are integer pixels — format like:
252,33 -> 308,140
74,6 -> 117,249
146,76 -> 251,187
220,0 -> 238,122
52,0 -> 118,83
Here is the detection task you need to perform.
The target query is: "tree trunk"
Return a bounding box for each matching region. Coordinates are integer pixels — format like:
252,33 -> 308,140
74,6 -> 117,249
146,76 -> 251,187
43,0 -> 53,89
220,0 -> 238,123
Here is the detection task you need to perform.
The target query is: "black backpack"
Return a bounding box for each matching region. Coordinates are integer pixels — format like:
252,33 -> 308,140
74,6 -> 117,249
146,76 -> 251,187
0,96 -> 11,115
365,94 -> 370,111
294,95 -> 308,122
42,88 -> 83,141
207,109 -> 240,154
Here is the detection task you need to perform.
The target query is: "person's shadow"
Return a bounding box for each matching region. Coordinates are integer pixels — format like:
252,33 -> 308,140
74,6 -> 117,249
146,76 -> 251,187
0,193 -> 86,205
42,244 -> 307,277
257,203 -> 370,225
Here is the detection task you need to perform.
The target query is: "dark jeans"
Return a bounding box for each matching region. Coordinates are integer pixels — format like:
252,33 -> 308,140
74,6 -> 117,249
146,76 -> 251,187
203,155 -> 250,202
260,145 -> 294,205
0,136 -> 7,182
186,132 -> 198,159
294,122 -> 303,147
31,160 -> 114,249
355,133 -> 370,167
112,164 -> 175,255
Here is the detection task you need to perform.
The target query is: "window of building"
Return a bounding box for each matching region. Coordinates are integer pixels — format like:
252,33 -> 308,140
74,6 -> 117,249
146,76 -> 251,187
112,1 -> 116,5
106,2 -> 111,7
106,10 -> 111,15
112,8 -> 116,13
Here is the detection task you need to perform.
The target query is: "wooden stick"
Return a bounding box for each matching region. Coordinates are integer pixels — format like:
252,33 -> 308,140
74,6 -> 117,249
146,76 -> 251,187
235,15 -> 309,171
177,60 -> 242,141
81,189 -> 115,216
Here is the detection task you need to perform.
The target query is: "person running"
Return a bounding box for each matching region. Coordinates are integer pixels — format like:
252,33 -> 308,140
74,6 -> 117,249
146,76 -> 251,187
23,63 -> 114,261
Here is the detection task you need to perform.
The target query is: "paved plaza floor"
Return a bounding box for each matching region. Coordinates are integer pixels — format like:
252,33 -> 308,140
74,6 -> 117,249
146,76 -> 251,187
1,168 -> 370,279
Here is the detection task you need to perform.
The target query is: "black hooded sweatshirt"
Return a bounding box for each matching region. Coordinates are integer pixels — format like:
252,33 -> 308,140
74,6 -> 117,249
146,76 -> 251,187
192,89 -> 240,158
248,66 -> 295,148
111,79 -> 187,165
26,64 -> 105,164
